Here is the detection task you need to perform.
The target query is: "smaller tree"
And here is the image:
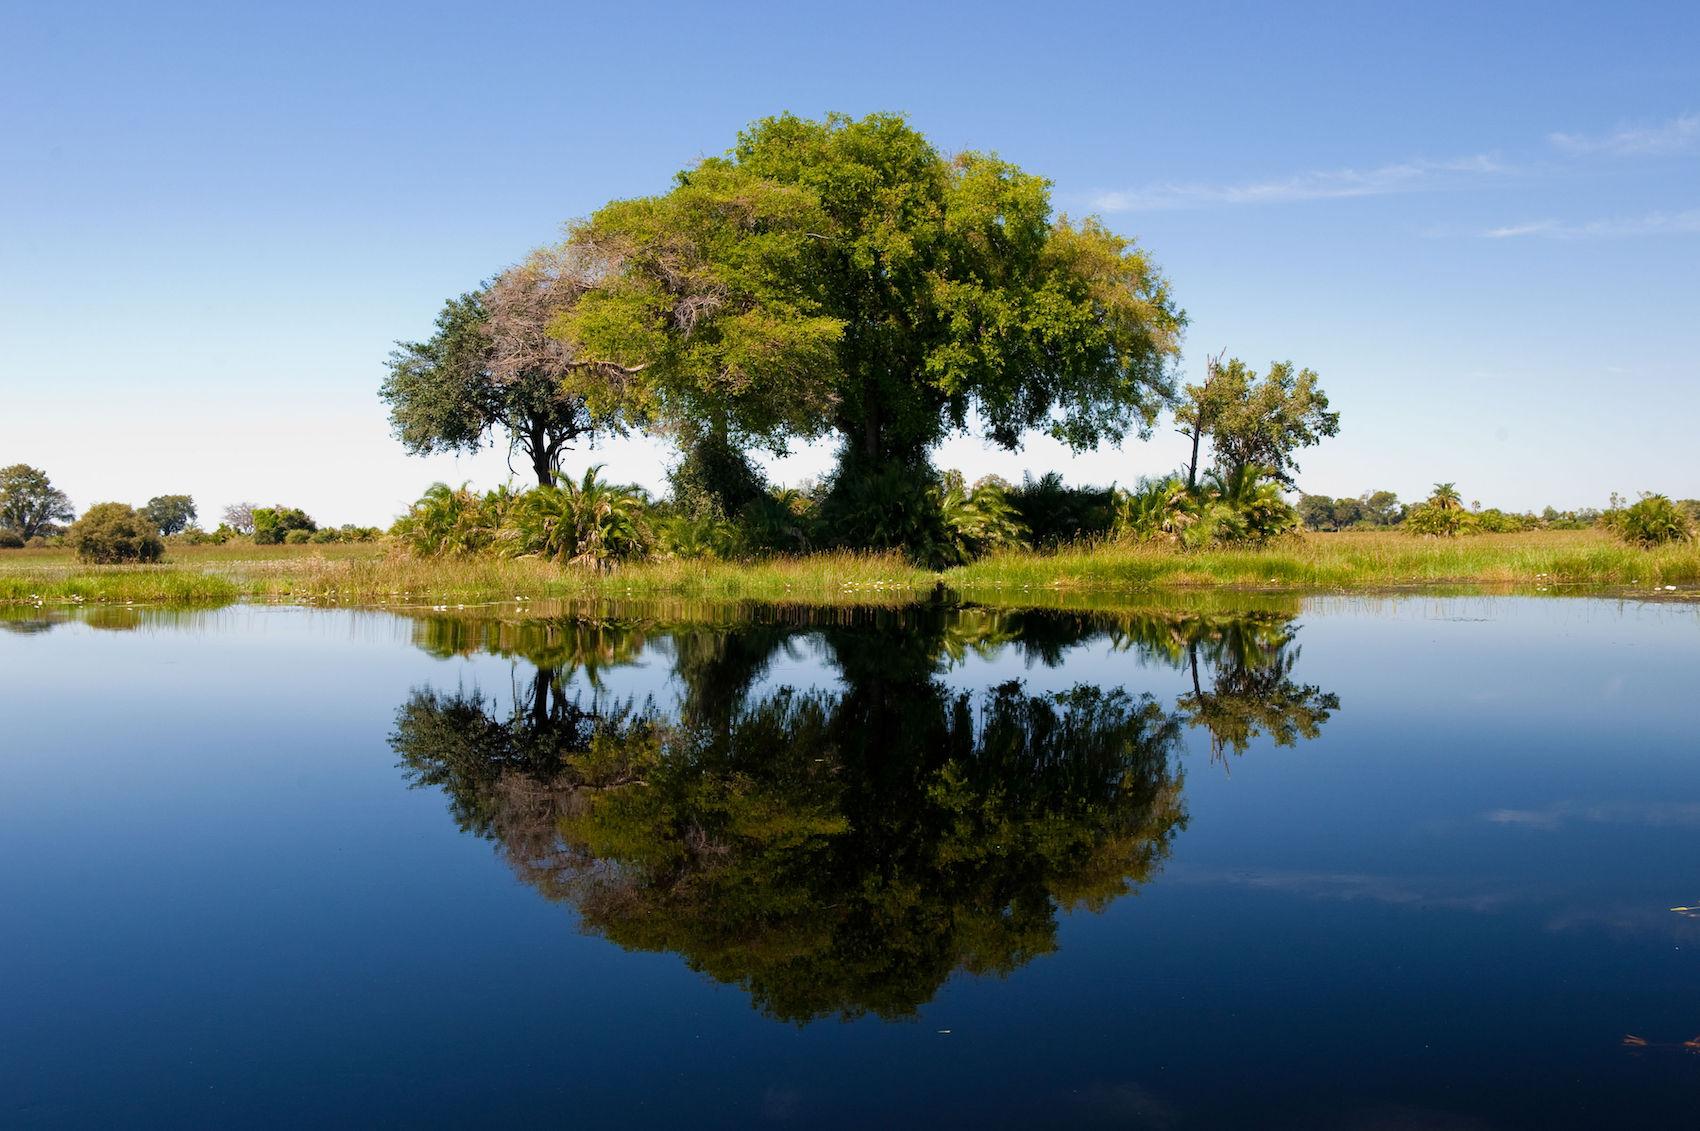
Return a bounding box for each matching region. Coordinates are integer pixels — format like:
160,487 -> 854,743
68,503 -> 165,563
1359,490 -> 1403,526
221,502 -> 257,534
143,495 -> 197,536
1175,357 -> 1339,488
0,464 -> 74,539
252,506 -> 317,545
1297,494 -> 1337,531
1610,493 -> 1693,547
1405,483 -> 1473,536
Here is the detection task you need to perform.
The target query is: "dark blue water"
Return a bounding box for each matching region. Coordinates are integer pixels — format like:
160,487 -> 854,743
3,596 -> 1699,1128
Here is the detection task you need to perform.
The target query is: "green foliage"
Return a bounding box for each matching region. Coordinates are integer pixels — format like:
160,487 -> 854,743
1007,472 -> 1116,546
283,529 -> 312,544
393,482 -> 513,557
252,506 -> 316,545
558,112 -> 1183,554
142,494 -> 197,536
501,466 -> 653,568
1177,358 -> 1338,487
0,529 -> 23,549
67,502 -> 165,564
1112,475 -> 1195,543
1114,467 -> 1296,548
938,473 -> 1030,565
1405,483 -> 1473,536
383,270 -> 615,486
1609,493 -> 1694,547
0,464 -> 74,540
654,512 -> 741,561
1298,490 -> 1403,531
665,425 -> 771,521
814,461 -> 952,566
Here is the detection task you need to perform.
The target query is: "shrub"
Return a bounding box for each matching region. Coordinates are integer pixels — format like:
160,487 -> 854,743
1610,493 -> 1693,547
394,483 -> 512,557
500,467 -> 652,567
0,529 -> 23,549
1008,472 -> 1116,545
816,461 -> 952,565
309,529 -> 339,544
252,506 -> 316,545
1113,475 -> 1194,543
939,473 -> 1029,564
25,535 -> 48,549
283,529 -> 312,544
67,503 -> 166,563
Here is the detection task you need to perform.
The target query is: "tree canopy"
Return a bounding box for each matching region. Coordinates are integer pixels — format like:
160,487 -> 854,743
1176,357 -> 1339,487
142,494 -> 197,536
557,112 -> 1185,485
381,255 -> 627,487
0,464 -> 73,539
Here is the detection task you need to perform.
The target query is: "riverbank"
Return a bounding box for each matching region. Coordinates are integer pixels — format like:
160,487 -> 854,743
3,529 -> 1697,609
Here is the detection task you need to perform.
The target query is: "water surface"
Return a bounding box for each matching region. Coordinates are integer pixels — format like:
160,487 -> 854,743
3,596 -> 1698,1127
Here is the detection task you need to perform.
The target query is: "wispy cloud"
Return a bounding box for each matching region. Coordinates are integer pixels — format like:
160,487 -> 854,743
1549,112 -> 1700,156
1485,800 -> 1700,828
1091,154 -> 1508,212
1480,208 -> 1700,240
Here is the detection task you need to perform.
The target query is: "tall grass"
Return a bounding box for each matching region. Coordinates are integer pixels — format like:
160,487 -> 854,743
3,530 -> 1697,609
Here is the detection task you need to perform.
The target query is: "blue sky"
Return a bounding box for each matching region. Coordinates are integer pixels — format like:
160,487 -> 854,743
3,0 -> 1696,525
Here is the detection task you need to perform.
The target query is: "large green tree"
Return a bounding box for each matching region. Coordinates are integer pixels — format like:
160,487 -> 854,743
557,113 -> 1184,524
1176,357 -> 1339,488
382,251 -> 629,487
0,464 -> 74,539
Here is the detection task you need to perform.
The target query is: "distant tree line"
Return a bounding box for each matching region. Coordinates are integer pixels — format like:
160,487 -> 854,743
1297,483 -> 1698,543
0,463 -> 380,561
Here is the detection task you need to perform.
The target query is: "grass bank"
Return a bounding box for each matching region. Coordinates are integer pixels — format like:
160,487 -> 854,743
3,530 -> 1697,610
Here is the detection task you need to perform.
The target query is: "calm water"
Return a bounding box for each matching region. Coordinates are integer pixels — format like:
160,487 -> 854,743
3,595 -> 1699,1128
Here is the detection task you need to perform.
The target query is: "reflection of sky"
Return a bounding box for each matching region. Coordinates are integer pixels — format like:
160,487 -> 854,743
5,595 -> 1700,1126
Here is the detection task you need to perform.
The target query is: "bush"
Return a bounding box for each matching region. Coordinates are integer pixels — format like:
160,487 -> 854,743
1008,472 -> 1116,545
0,529 -> 23,549
283,529 -> 312,545
1112,467 -> 1296,548
394,483 -> 513,557
252,506 -> 316,545
1610,493 -> 1693,547
939,473 -> 1029,564
309,529 -> 339,544
816,460 -> 953,565
67,503 -> 166,564
500,467 -> 652,567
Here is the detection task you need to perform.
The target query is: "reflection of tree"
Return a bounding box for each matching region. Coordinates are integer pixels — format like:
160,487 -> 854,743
1174,618 -> 1339,766
392,646 -> 1186,1023
392,601 -> 1339,1022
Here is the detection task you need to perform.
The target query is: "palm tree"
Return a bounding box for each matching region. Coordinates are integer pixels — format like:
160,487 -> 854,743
1428,482 -> 1463,511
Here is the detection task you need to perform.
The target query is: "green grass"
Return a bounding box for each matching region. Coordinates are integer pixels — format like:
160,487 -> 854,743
3,529 -> 1697,611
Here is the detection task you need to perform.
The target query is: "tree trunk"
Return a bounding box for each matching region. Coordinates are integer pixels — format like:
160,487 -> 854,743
1186,426 -> 1202,490
527,420 -> 554,487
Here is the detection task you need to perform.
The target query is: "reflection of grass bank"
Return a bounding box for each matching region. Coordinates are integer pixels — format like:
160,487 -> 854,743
3,530 -> 1698,608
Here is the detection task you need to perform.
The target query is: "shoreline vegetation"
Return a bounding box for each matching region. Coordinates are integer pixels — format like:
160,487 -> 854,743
4,530 -> 1698,613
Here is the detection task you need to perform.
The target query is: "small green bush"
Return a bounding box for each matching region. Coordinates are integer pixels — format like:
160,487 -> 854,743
283,528 -> 312,545
252,506 -> 317,545
0,529 -> 23,549
67,503 -> 165,563
1611,493 -> 1693,547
